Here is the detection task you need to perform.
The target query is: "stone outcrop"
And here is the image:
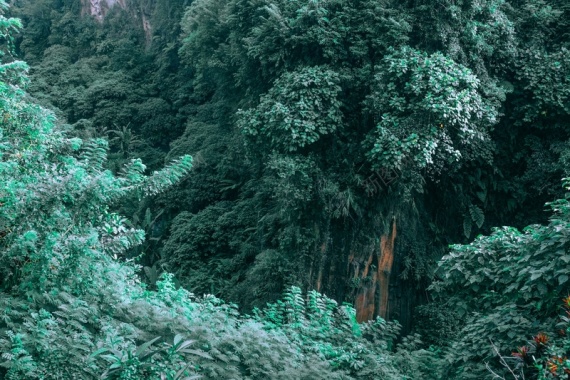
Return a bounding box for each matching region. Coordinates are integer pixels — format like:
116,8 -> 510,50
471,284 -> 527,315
351,219 -> 396,322
80,0 -> 152,44
81,0 -> 127,21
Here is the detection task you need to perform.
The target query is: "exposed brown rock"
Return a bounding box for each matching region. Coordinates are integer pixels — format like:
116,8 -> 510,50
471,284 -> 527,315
351,219 -> 396,322
378,219 -> 396,319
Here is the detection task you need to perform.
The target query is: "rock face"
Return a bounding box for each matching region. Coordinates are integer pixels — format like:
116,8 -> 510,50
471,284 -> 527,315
351,220 -> 396,322
81,0 -> 127,21
308,216 -> 423,334
80,0 -> 152,44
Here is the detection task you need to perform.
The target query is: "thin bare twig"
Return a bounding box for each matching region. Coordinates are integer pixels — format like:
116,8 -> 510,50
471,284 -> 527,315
487,339 -> 525,380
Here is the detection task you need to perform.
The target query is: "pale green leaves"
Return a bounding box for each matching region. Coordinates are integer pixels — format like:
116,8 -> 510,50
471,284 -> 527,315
365,47 -> 497,171
238,66 -> 342,152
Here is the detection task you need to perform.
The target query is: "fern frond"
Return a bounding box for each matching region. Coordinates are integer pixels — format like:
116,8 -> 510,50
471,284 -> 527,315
469,204 -> 484,228
142,155 -> 193,196
80,138 -> 108,173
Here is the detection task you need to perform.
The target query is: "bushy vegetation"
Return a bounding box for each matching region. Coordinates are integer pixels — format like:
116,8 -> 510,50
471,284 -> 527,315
0,0 -> 569,378
0,3 -> 439,378
428,178 -> 570,378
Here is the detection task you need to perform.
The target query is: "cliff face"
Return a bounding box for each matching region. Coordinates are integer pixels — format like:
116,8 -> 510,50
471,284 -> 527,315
81,0 -> 127,21
307,217 -> 424,334
81,0 -> 152,43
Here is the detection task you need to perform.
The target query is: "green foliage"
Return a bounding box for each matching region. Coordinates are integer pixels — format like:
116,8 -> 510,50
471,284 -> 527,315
365,46 -> 497,172
518,48 -> 570,122
174,0 -> 447,318
413,303 -> 463,348
515,298 -> 570,379
0,15 -> 441,377
253,287 -> 398,376
251,286 -> 443,379
430,179 -> 570,378
238,66 -> 342,152
0,6 -> 203,377
7,0 -> 570,378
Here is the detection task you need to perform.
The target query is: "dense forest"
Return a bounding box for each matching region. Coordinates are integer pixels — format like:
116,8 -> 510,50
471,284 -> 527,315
0,0 -> 569,378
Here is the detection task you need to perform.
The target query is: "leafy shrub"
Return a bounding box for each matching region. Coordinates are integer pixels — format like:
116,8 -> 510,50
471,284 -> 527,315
431,178 -> 570,378
414,303 -> 463,348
